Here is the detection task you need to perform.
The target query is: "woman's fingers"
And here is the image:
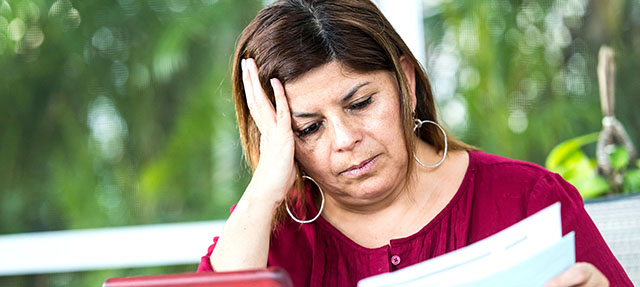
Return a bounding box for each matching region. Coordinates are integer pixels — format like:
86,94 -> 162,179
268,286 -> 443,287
243,58 -> 292,140
270,78 -> 291,132
545,262 -> 609,287
241,59 -> 264,132
243,58 -> 276,132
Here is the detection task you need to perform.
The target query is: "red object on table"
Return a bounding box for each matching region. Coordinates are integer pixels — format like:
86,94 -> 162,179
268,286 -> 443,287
102,267 -> 293,287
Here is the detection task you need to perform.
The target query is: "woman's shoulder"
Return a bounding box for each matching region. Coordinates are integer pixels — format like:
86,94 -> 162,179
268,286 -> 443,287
465,150 -> 575,204
470,150 -> 546,170
469,150 -> 554,182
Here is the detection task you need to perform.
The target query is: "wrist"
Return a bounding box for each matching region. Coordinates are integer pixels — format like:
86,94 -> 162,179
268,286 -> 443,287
244,179 -> 286,212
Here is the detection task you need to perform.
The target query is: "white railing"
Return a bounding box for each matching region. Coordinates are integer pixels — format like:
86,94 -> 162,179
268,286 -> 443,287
0,221 -> 224,276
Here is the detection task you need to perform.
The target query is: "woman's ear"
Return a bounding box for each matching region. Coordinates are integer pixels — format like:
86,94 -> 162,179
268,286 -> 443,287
400,55 -> 417,111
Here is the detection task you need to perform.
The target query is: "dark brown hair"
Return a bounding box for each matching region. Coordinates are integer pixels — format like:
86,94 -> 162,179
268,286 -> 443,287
231,0 -> 472,225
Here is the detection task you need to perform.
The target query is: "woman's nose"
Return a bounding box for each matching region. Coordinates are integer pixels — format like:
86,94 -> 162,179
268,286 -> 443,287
331,119 -> 361,152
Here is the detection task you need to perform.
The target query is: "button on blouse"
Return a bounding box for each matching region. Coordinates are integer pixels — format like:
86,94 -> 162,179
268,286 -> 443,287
390,255 -> 401,266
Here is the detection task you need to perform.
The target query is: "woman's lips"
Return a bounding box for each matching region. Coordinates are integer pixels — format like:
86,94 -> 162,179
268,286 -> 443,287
341,155 -> 379,178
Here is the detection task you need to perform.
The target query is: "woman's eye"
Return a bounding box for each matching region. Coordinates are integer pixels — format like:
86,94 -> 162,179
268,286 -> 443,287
297,122 -> 321,137
349,96 -> 372,110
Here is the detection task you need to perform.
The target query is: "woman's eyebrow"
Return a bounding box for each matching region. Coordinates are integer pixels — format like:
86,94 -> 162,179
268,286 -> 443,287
340,82 -> 370,104
292,112 -> 317,118
292,82 -> 371,118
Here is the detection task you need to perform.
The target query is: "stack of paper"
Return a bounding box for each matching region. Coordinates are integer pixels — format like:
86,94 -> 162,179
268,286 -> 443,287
358,202 -> 575,287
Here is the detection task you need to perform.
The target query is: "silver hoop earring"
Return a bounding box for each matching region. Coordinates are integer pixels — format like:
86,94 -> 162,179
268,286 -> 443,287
413,119 -> 448,168
285,175 -> 325,224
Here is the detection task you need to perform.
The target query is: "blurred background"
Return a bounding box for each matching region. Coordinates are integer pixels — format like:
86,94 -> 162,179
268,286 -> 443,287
0,0 -> 638,285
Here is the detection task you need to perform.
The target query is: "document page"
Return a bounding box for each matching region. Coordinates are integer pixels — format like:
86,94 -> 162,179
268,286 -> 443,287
358,202 -> 575,287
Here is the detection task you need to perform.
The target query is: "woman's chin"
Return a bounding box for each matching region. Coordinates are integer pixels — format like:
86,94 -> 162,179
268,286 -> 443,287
340,179 -> 398,204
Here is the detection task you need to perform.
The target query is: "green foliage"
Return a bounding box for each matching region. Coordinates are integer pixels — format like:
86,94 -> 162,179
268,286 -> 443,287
1,0 -> 261,285
422,0 -> 639,197
545,133 -> 640,198
0,0 -> 263,231
545,133 -> 608,198
625,167 -> 640,194
610,146 -> 631,170
423,0 -> 640,166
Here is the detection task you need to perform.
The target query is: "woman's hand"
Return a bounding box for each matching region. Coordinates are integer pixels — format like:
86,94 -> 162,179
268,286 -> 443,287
242,58 -> 296,206
545,262 -> 609,287
210,59 -> 295,271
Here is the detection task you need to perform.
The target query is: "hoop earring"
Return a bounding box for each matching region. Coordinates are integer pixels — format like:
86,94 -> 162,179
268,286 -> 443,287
413,119 -> 448,168
285,175 -> 325,224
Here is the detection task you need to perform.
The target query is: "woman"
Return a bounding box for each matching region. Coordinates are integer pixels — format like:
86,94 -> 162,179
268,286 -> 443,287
198,0 -> 632,286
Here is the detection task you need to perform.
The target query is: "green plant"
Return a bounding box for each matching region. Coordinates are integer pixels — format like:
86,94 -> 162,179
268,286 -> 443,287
546,133 -> 640,199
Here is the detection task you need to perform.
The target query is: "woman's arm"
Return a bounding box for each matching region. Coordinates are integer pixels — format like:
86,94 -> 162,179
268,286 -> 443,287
210,181 -> 282,271
211,59 -> 296,271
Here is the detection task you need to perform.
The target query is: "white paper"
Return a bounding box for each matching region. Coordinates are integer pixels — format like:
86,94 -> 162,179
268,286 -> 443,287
358,202 -> 574,287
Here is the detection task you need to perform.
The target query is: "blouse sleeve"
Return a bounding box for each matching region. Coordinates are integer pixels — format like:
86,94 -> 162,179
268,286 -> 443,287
526,172 -> 633,286
196,204 -> 237,273
196,236 -> 219,272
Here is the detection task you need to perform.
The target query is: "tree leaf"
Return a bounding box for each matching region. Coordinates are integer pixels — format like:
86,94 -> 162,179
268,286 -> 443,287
610,146 -> 630,170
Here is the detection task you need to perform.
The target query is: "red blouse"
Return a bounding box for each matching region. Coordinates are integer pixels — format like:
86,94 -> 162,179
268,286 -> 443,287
197,150 -> 632,286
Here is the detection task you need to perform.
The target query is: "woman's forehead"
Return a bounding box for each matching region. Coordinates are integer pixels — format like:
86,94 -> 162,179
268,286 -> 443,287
284,62 -> 359,93
283,61 -> 390,109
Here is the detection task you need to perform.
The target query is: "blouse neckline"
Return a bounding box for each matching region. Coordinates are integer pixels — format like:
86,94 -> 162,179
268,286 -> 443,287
309,150 -> 477,253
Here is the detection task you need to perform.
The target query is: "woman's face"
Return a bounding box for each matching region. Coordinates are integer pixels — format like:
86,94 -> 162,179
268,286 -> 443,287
284,61 -> 411,206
